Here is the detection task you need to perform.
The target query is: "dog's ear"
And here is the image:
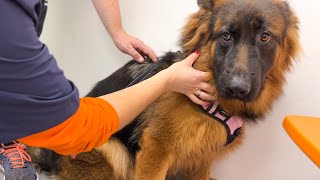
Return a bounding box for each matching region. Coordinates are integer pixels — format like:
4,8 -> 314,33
277,1 -> 300,55
274,1 -> 301,70
197,0 -> 214,11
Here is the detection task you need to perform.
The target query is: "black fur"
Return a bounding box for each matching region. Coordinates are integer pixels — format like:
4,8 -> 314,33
38,149 -> 62,175
38,51 -> 183,173
88,51 -> 182,157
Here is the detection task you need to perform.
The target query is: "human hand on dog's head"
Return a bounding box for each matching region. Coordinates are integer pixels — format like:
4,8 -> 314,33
163,51 -> 215,106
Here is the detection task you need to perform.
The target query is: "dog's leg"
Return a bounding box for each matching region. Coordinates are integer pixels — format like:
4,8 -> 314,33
134,148 -> 172,180
134,133 -> 172,180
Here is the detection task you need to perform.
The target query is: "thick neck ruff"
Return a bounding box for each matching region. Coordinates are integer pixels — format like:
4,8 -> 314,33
200,102 -> 243,145
126,57 -> 243,145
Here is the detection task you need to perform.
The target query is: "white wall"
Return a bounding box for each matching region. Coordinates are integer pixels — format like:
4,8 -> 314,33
41,0 -> 320,179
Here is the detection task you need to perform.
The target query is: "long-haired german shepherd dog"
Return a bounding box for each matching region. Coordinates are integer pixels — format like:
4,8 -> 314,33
30,0 -> 300,179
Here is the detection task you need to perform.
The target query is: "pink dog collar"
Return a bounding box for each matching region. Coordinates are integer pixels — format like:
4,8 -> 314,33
201,102 -> 243,145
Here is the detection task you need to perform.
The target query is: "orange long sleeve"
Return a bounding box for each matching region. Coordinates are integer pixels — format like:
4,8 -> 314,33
18,97 -> 119,155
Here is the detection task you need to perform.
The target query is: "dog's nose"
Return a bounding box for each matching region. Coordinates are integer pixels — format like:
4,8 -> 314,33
226,86 -> 250,98
225,76 -> 251,98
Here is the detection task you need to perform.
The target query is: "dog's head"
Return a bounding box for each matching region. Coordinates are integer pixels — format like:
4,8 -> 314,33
181,0 -> 300,120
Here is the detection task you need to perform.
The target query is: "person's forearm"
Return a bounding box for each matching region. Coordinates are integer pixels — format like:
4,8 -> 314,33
92,0 -> 123,38
92,0 -> 158,62
99,70 -> 170,129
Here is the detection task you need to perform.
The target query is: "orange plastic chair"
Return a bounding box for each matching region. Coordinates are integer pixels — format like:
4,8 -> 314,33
283,115 -> 320,167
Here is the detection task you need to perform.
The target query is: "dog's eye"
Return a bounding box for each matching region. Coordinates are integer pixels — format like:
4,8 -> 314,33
261,32 -> 271,42
222,33 -> 231,41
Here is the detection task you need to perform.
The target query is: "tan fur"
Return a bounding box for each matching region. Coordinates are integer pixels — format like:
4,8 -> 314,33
134,93 -> 243,179
239,44 -> 249,69
96,139 -> 133,180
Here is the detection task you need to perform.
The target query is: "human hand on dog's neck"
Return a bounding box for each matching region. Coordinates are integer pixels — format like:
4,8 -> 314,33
99,52 -> 214,129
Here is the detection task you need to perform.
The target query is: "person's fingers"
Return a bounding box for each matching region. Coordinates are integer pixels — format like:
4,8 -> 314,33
188,94 -> 210,106
127,45 -> 144,62
197,91 -> 215,101
199,82 -> 214,94
184,51 -> 200,65
135,42 -> 157,62
194,71 -> 212,82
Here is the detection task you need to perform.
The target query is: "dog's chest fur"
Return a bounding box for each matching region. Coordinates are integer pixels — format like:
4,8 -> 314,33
140,92 -> 244,171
